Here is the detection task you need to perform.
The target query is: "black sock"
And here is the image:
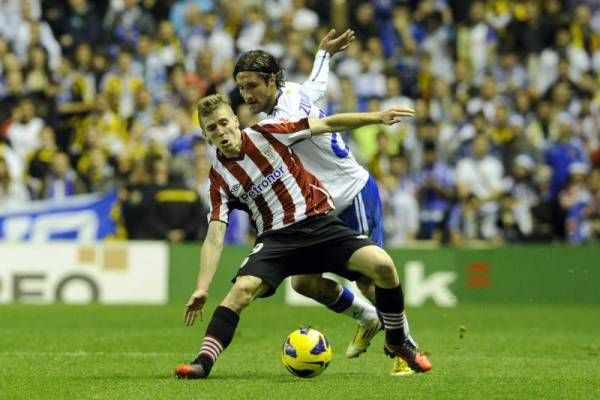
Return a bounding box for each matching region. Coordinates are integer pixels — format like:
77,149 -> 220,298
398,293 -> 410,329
375,285 -> 406,345
195,306 -> 240,374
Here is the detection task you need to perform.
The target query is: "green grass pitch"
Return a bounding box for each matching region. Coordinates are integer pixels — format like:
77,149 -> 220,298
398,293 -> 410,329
1,302 -> 599,400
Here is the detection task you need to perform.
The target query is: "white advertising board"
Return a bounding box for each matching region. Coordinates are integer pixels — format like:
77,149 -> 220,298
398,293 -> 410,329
0,242 -> 168,304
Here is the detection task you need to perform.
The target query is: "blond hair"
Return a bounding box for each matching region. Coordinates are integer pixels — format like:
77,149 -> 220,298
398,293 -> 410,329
196,94 -> 232,128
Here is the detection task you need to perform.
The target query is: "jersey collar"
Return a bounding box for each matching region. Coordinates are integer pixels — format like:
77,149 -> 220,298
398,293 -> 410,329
267,89 -> 283,117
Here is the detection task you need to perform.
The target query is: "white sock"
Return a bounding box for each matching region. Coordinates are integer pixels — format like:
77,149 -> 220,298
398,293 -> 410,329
327,285 -> 378,325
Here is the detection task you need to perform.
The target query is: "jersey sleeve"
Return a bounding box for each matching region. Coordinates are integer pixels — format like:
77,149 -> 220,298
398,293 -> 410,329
300,49 -> 330,104
250,117 -> 312,146
208,168 -> 232,224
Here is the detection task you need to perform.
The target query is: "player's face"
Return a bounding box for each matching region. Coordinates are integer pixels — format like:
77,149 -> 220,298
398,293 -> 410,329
201,105 -> 241,158
235,71 -> 278,114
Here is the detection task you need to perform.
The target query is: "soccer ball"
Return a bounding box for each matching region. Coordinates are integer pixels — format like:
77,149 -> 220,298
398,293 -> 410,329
281,327 -> 332,378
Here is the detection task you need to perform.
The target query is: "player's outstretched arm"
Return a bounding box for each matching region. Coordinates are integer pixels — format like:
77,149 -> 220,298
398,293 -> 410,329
302,29 -> 356,104
184,220 -> 227,326
307,106 -> 415,136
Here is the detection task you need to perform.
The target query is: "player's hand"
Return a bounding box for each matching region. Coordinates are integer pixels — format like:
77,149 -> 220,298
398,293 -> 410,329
380,106 -> 415,125
184,289 -> 208,326
319,28 -> 356,55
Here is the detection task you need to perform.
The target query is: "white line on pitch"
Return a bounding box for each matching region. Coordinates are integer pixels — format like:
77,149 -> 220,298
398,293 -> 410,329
0,351 -> 189,357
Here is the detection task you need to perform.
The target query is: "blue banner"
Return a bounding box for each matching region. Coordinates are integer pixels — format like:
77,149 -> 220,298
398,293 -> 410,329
0,191 -> 117,241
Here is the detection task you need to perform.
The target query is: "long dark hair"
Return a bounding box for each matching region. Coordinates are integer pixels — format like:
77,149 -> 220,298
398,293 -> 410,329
233,50 -> 285,88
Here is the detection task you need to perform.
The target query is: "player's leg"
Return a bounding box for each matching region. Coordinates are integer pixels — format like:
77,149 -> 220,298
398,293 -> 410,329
331,183 -> 387,358
346,245 -> 431,373
176,275 -> 270,379
354,175 -> 417,375
290,273 -> 381,354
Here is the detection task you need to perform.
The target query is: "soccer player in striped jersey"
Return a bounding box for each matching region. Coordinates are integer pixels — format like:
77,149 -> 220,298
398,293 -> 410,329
232,36 -> 417,375
175,94 -> 431,379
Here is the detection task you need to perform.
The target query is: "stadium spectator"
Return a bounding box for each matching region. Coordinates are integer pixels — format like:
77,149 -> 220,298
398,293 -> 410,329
380,151 -> 419,246
0,140 -> 24,182
0,154 -> 29,207
42,151 -> 86,199
101,47 -> 144,119
447,193 -> 486,245
530,165 -> 556,241
6,97 -> 45,160
560,162 -> 593,243
236,5 -> 266,53
23,45 -> 54,100
183,9 -> 234,72
145,97 -> 181,149
0,0 -> 41,42
154,20 -> 184,70
456,1 -> 496,83
169,0 -> 214,39
588,167 -> 600,240
71,93 -> 128,157
545,112 -> 588,201
495,114 -> 541,172
57,0 -> 101,52
496,190 -> 533,243
507,154 -> 539,210
455,134 -> 504,240
105,0 -> 157,48
414,141 -> 455,241
14,0 -> 62,71
152,158 -> 208,242
119,158 -> 162,240
0,63 -> 26,139
26,126 -> 59,199
77,147 -> 116,193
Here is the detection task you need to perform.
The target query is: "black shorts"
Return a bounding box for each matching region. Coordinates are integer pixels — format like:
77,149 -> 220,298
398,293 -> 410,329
232,215 -> 375,297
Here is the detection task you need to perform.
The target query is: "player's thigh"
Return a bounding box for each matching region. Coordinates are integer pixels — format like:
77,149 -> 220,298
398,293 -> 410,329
338,176 -> 384,247
346,245 -> 398,287
221,275 -> 270,312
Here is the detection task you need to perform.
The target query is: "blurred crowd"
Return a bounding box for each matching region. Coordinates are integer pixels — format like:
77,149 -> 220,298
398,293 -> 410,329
1,0 -> 600,246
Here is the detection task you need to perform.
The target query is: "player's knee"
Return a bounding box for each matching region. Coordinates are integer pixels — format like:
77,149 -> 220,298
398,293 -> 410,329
230,277 -> 261,308
371,253 -> 398,286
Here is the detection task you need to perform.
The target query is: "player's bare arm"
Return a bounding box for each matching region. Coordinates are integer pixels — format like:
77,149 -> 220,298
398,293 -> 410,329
319,28 -> 356,55
184,220 -> 227,326
307,106 -> 415,136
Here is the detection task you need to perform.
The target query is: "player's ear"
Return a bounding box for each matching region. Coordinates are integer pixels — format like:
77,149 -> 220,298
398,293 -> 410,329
269,74 -> 277,88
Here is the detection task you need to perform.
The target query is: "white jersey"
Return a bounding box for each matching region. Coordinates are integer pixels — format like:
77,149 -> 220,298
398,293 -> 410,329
262,53 -> 369,213
208,118 -> 334,236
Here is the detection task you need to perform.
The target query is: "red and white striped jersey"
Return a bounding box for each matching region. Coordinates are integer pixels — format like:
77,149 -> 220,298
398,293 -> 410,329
263,82 -> 369,214
208,118 -> 334,236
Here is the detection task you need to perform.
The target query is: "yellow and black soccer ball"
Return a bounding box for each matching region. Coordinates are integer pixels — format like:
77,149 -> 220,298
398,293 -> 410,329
281,327 -> 332,378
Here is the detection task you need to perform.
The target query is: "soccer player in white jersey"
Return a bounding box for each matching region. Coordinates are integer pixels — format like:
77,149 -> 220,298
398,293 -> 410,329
232,37 -> 417,375
175,94 -> 431,379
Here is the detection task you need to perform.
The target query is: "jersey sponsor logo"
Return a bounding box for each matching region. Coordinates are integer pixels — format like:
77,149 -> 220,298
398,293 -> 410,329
239,165 -> 288,202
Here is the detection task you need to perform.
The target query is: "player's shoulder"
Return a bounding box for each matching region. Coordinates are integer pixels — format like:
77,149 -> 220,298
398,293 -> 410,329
279,82 -> 305,100
282,81 -> 302,92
